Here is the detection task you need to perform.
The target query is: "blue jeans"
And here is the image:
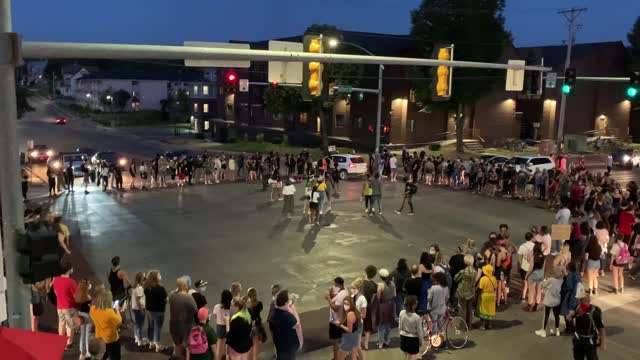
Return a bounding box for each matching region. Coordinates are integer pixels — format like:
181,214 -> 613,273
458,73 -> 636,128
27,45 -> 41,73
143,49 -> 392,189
370,194 -> 382,213
453,171 -> 461,188
552,239 -> 562,254
79,312 -> 92,355
377,324 -> 391,345
147,311 -> 165,343
133,309 -> 146,341
318,192 -> 326,212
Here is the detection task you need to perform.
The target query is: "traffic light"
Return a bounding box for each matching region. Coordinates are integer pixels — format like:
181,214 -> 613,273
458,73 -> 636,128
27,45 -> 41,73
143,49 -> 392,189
270,81 -> 279,89
17,229 -> 63,284
222,71 -> 238,94
303,35 -> 323,99
562,68 -> 576,94
627,72 -> 639,98
431,45 -> 453,101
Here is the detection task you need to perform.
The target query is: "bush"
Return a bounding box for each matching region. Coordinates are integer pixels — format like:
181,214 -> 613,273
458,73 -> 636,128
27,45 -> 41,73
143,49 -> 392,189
256,133 -> 264,143
428,143 -> 441,151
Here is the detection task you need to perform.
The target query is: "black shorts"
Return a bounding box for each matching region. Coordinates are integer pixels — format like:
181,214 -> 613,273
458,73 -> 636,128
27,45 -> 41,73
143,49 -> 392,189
309,202 -> 318,210
519,268 -> 527,281
400,335 -> 420,355
329,323 -> 343,340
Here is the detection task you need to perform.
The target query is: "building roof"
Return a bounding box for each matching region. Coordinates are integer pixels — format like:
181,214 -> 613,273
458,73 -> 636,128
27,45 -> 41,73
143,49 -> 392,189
78,63 -> 211,82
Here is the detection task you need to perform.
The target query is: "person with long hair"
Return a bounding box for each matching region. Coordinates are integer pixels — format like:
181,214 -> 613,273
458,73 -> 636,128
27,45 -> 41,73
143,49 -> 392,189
391,258 -> 411,319
226,298 -> 253,360
131,272 -> 147,347
610,233 -> 630,294
143,270 -> 168,352
247,288 -> 265,360
90,290 -> 122,359
399,295 -> 424,360
525,242 -> 546,312
553,241 -> 572,275
584,235 -> 602,295
214,290 -> 234,360
75,279 -> 93,358
335,296 -> 361,360
595,220 -> 609,277
350,278 -> 367,360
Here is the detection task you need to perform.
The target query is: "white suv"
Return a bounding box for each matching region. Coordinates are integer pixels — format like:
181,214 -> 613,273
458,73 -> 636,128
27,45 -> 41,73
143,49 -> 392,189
330,154 -> 368,180
506,155 -> 555,172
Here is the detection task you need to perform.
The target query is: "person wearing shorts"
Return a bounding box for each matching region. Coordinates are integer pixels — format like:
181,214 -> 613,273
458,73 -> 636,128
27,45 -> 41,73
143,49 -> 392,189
213,290 -> 233,360
399,295 -> 423,358
53,261 -> 79,349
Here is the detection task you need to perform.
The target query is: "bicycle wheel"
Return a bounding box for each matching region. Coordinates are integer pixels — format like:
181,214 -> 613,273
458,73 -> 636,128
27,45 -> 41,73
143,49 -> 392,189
446,316 -> 469,349
420,335 -> 432,358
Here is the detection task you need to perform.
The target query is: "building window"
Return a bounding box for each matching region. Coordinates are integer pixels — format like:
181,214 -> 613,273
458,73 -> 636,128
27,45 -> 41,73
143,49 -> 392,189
193,85 -> 199,96
193,103 -> 198,112
299,113 -> 308,124
203,103 -> 209,113
202,85 -> 209,95
335,114 -> 346,128
409,119 -> 415,133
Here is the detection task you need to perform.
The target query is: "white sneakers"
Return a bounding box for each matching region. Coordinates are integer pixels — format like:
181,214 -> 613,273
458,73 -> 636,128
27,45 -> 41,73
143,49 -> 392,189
535,329 -> 547,338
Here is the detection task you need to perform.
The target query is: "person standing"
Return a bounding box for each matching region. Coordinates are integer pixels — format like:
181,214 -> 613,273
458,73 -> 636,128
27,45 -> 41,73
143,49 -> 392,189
609,234 -> 631,294
169,277 -> 198,358
247,288 -> 265,360
454,255 -> 476,327
350,279 -> 367,360
568,284 -> 606,359
325,277 -> 348,360
144,270 -> 168,352
584,235 -> 602,296
526,242 -> 546,312
75,279 -> 93,358
391,258 -> 410,319
361,266 -> 377,351
192,280 -> 209,311
90,290 -> 123,360
108,256 -> 130,303
334,296 -> 360,360
361,174 -> 373,214
477,264 -> 497,330
370,172 -> 383,215
186,307 -> 217,360
282,180 -> 296,218
376,269 -> 396,349
131,272 -> 148,347
129,159 -> 138,189
427,272 -> 449,343
399,296 -> 424,360
226,298 -> 253,360
535,268 -> 563,337
518,232 -> 535,303
30,279 -> 48,332
555,200 -> 572,255
213,290 -> 234,360
395,177 -> 417,216
65,163 -> 75,193
389,154 -> 398,182
270,290 -> 302,360
47,165 -> 57,197
53,260 -> 78,350
81,159 -> 91,194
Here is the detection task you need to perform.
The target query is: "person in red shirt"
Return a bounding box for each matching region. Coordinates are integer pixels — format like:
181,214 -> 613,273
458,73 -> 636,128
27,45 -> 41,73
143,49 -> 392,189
53,260 -> 79,349
570,180 -> 585,216
618,200 -> 636,243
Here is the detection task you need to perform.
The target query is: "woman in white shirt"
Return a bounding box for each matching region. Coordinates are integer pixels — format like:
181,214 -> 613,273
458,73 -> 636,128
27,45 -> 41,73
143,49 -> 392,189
351,278 -> 368,360
595,221 -> 609,276
281,180 -> 296,217
131,272 -> 148,346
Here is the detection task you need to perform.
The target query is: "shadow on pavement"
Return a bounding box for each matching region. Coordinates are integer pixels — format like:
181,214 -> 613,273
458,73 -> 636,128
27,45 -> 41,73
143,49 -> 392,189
605,325 -> 625,337
268,217 -> 291,239
303,225 -> 320,253
489,319 -> 524,330
367,214 -> 404,239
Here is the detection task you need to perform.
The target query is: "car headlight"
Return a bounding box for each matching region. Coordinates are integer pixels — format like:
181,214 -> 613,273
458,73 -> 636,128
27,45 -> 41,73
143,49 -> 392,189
30,151 -> 38,157
53,161 -> 61,169
623,155 -> 631,163
46,150 -> 53,156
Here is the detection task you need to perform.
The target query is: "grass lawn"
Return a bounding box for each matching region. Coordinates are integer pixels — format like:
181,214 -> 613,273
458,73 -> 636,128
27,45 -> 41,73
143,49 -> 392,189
189,140 -> 353,158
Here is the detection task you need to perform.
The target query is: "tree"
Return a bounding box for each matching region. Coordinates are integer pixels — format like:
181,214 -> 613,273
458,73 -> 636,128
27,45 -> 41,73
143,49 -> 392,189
99,88 -> 113,112
112,89 -> 131,112
16,84 -> 34,118
411,0 -> 512,153
629,16 -> 640,67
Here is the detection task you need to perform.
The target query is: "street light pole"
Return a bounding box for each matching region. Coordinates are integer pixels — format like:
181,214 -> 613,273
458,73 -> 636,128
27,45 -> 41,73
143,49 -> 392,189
0,0 -> 30,328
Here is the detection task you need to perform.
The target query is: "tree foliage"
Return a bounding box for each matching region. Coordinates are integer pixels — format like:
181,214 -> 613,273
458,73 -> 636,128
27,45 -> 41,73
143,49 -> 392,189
16,85 -> 35,118
99,88 -> 113,111
410,0 -> 512,152
629,16 -> 640,67
112,89 -> 131,111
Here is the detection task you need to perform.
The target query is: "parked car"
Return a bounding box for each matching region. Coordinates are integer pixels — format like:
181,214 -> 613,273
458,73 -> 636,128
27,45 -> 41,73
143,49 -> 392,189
48,152 -> 90,177
91,151 -> 128,168
330,154 -> 367,180
28,144 -> 53,162
505,155 -> 555,172
75,147 -> 97,157
612,148 -> 640,168
478,154 -> 509,165
55,117 -> 68,125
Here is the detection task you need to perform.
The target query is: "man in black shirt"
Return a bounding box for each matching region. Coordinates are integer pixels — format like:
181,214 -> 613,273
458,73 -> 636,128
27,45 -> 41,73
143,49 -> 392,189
271,290 -> 302,360
403,265 -> 422,311
569,284 -> 606,360
395,177 -> 417,215
191,280 -> 208,310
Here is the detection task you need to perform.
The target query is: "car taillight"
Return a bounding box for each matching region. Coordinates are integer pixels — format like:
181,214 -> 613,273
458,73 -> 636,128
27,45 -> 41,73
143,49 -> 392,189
348,163 -> 356,168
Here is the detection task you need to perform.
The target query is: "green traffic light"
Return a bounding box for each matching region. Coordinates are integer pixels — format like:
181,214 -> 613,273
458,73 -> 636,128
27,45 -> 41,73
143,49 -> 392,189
562,84 -> 572,94
628,87 -> 638,98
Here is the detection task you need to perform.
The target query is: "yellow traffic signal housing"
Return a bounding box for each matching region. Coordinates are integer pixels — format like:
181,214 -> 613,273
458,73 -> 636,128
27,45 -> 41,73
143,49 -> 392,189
432,45 -> 454,101
303,35 -> 324,99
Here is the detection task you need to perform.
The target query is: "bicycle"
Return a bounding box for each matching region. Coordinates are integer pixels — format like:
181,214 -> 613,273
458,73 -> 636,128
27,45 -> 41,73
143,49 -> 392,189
420,307 -> 469,357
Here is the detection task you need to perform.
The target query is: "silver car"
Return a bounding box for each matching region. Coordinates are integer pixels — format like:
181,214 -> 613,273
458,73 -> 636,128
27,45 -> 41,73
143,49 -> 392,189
330,154 -> 368,180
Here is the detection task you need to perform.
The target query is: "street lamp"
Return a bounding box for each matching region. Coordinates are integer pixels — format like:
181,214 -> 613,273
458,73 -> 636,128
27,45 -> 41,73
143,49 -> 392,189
328,39 -> 384,158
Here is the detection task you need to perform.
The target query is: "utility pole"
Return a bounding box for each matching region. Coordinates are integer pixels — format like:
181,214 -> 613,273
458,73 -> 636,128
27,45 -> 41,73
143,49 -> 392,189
555,7 -> 587,153
0,0 -> 30,328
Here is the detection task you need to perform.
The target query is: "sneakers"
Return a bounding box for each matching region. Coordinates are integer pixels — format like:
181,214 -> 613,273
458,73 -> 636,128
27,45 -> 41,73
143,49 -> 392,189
535,329 -> 547,338
378,211 -> 383,215
408,212 -> 415,216
394,210 -> 401,215
619,288 -> 625,294
555,328 -> 561,337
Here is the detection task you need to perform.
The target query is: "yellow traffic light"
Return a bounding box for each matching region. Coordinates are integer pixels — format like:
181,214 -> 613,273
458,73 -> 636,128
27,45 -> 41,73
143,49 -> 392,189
436,48 -> 450,97
307,38 -> 323,96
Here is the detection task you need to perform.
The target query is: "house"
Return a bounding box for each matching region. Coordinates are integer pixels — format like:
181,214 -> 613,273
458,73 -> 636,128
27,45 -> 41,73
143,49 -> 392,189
58,64 -> 98,97
75,63 -> 218,130
219,30 -> 633,149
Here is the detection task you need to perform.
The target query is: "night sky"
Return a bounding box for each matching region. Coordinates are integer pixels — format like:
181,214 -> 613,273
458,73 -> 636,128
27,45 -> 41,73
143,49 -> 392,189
12,0 -> 639,47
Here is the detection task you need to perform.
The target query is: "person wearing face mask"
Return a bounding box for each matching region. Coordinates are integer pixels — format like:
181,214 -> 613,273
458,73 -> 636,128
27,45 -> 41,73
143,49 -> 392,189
335,296 -> 361,360
53,260 -> 79,350
350,279 -> 367,359
325,277 -> 348,360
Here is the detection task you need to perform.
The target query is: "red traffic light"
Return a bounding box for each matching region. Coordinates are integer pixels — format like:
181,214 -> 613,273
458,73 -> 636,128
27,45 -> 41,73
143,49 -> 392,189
271,81 -> 279,88
226,72 -> 237,83
367,125 -> 374,133
383,126 -> 390,133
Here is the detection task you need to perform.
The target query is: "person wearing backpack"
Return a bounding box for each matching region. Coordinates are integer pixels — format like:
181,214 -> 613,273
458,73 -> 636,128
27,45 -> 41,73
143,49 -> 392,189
187,307 -> 217,360
568,284 -> 606,359
395,177 -> 417,216
609,233 -> 631,294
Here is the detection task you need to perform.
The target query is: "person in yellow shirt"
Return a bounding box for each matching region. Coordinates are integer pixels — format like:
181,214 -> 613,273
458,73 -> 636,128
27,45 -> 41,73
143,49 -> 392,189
316,178 -> 327,214
53,215 -> 71,255
90,290 -> 123,360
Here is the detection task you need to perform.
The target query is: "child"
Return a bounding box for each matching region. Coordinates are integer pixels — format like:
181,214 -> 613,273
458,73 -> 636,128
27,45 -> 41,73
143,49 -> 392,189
535,268 -> 563,337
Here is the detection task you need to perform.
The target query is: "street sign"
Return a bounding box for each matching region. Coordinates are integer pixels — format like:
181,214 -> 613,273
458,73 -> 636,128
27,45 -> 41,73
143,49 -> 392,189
239,79 -> 249,92
505,60 -> 525,91
337,85 -> 352,93
546,72 -> 558,88
183,42 -> 250,68
328,145 -> 337,153
268,40 -> 303,84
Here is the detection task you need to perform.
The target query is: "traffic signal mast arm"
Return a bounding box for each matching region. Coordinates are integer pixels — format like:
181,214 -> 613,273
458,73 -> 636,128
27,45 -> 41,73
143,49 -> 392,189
23,41 -> 551,72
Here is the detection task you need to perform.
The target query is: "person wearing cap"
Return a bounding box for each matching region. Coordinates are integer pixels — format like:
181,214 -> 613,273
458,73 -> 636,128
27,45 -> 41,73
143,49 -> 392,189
193,280 -> 208,310
325,276 -> 348,360
376,268 -> 396,349
476,264 -> 497,330
567,284 -> 606,359
187,307 -> 217,360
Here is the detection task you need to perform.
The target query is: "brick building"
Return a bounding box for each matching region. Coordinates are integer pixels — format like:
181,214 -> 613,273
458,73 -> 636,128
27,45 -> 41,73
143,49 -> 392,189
218,31 -> 632,149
